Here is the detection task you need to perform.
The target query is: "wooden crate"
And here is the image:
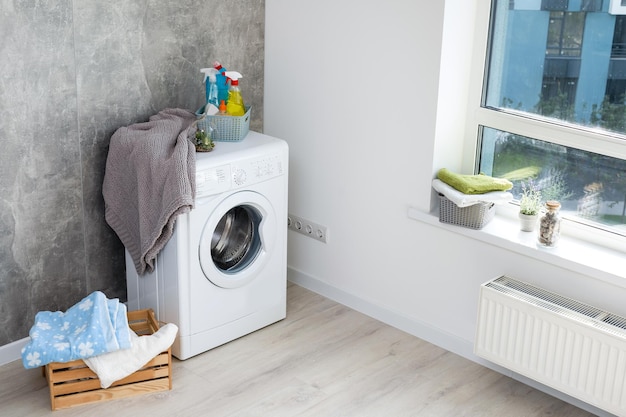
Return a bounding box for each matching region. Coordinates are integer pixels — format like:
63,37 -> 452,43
43,309 -> 172,410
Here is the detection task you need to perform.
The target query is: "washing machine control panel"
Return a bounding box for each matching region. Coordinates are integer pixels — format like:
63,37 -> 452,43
196,152 -> 285,197
196,164 -> 231,197
232,152 -> 285,188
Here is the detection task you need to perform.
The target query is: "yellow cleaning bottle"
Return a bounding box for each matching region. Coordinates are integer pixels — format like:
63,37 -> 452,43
224,71 -> 246,116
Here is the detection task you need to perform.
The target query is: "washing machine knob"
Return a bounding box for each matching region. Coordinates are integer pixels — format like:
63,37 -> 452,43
233,169 -> 247,186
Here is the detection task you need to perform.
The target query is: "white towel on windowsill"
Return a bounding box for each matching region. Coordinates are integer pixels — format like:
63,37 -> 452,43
432,179 -> 513,207
83,323 -> 178,389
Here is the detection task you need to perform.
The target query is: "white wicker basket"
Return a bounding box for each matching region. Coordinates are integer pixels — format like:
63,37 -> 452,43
438,194 -> 495,230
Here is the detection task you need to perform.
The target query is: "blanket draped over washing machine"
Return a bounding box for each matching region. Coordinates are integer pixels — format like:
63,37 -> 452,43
103,108 -> 197,275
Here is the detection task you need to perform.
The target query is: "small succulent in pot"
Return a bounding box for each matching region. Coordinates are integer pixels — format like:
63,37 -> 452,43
519,179 -> 542,215
194,129 -> 215,152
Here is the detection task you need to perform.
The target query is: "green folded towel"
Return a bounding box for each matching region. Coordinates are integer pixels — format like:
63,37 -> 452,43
437,168 -> 513,195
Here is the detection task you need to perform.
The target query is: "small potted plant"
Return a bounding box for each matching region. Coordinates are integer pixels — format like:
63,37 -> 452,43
519,180 -> 542,231
194,129 -> 215,152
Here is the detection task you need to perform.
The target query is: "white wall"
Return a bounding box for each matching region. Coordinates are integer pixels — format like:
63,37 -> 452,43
265,0 -> 443,301
265,1 -> 624,414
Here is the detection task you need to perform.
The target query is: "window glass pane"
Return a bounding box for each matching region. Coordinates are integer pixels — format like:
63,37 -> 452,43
546,12 -> 565,54
545,11 -> 584,56
612,16 -> 626,57
479,126 -> 626,233
561,12 -> 585,53
485,1 -> 626,136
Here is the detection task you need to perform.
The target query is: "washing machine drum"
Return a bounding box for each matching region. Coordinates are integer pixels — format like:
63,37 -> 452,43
210,206 -> 262,272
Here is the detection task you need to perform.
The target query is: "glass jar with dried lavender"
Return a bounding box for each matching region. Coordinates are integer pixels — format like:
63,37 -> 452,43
538,200 -> 561,247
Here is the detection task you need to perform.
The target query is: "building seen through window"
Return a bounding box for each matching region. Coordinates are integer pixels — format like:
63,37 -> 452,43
479,0 -> 626,235
540,11 -> 584,115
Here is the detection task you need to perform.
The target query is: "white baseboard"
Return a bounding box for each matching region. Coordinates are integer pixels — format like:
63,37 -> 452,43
287,267 -> 613,417
0,337 -> 28,367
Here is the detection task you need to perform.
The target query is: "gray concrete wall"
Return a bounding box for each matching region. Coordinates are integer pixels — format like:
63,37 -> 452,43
0,0 -> 264,346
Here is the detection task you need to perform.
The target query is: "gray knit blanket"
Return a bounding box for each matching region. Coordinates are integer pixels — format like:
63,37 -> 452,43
103,108 -> 197,275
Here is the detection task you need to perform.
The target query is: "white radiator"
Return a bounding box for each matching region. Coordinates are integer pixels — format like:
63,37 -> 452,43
475,276 -> 626,416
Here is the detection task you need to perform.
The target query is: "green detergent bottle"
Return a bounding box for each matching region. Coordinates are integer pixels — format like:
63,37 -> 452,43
224,71 -> 246,116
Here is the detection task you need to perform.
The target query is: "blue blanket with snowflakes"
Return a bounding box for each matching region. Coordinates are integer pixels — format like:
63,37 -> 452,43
21,291 -> 132,369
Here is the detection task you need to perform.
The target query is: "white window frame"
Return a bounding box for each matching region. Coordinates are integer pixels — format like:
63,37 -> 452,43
463,0 -> 626,253
609,0 -> 626,15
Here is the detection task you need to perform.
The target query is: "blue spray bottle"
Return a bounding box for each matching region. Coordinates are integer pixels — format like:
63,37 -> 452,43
200,67 -> 220,108
200,68 -> 219,113
213,61 -> 230,105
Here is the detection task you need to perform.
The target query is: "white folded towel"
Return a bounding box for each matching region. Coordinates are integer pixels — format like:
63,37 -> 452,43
83,323 -> 178,388
432,179 -> 513,207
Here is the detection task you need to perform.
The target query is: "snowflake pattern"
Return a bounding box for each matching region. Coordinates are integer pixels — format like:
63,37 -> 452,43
78,342 -> 94,357
78,298 -> 93,311
54,342 -> 70,351
26,352 -> 41,367
36,322 -> 51,330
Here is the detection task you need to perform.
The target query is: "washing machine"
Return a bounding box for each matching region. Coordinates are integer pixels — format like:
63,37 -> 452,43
125,131 -> 288,360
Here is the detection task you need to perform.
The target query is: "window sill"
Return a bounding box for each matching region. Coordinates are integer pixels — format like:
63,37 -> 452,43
407,206 -> 626,289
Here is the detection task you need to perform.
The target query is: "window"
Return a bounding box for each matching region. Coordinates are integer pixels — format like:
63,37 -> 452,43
472,0 -> 626,238
542,0 -> 569,11
608,16 -> 626,106
545,11 -> 584,57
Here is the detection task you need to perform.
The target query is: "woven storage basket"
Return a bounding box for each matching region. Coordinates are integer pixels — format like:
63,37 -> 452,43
438,194 -> 495,230
195,105 -> 251,142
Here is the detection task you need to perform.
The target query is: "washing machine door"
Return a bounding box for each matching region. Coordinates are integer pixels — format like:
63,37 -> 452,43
198,191 -> 276,288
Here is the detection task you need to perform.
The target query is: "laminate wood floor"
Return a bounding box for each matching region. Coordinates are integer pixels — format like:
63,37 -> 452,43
0,283 -> 595,417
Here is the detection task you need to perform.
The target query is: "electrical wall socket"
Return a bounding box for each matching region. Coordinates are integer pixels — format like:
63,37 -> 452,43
287,214 -> 328,243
